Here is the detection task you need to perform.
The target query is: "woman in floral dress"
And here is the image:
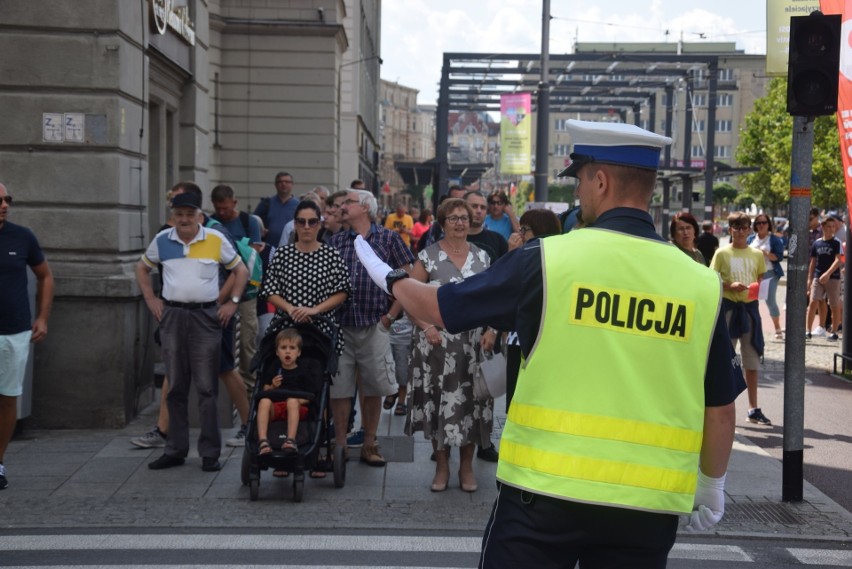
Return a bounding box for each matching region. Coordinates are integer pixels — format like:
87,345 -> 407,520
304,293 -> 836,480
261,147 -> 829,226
406,198 -> 492,493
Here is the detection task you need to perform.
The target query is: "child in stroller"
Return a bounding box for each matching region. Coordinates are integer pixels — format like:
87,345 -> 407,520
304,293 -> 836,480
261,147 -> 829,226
256,328 -> 321,456
242,315 -> 344,501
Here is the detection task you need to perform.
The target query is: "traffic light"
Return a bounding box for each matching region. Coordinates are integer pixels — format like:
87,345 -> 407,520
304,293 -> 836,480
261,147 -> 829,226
786,11 -> 841,116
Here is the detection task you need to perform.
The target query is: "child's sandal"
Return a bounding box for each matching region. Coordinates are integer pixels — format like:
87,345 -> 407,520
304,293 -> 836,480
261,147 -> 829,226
258,439 -> 272,455
281,437 -> 297,454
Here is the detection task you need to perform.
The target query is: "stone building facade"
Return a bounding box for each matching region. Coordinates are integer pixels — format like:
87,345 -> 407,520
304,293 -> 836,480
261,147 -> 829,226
378,80 -> 435,205
0,0 -> 380,428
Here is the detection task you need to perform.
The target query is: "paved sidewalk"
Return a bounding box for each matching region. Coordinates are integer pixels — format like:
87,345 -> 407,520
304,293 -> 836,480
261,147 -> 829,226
2,336 -> 852,543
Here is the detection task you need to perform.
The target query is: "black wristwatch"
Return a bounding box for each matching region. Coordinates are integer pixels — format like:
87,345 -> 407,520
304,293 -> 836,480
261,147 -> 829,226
385,268 -> 410,294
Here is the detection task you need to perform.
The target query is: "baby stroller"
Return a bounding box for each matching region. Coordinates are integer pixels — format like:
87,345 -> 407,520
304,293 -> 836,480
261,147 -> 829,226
240,314 -> 345,501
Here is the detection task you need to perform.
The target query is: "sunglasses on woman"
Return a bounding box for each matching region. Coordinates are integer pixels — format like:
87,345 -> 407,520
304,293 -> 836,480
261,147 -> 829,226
294,217 -> 320,227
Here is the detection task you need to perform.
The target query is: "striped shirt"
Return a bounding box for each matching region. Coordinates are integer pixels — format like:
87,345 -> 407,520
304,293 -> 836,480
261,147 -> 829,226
330,223 -> 415,327
142,225 -> 240,303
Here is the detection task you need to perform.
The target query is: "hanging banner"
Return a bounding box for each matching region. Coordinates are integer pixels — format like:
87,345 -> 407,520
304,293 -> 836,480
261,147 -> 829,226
821,0 -> 852,212
500,93 -> 532,175
767,0 -> 821,75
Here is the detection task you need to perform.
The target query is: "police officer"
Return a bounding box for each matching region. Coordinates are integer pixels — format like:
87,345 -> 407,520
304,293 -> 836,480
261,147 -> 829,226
354,120 -> 745,568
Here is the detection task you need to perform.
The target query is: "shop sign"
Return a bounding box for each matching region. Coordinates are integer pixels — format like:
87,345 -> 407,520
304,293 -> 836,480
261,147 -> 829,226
150,0 -> 196,46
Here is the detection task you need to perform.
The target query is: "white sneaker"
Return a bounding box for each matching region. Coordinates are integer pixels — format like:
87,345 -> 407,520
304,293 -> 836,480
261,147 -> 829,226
812,326 -> 827,336
130,427 -> 166,449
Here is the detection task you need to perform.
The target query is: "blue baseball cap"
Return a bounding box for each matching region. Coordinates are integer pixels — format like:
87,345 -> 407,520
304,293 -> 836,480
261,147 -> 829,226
558,120 -> 672,178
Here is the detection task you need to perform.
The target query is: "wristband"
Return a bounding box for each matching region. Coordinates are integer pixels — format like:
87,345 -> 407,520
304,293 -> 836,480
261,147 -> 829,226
424,325 -> 436,333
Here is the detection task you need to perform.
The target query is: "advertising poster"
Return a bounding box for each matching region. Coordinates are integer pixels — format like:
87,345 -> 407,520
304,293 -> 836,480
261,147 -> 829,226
767,0 -> 821,75
500,93 -> 532,175
821,0 -> 852,212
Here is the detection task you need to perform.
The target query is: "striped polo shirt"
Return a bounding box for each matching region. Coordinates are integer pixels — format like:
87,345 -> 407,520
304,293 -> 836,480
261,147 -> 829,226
142,225 -> 240,303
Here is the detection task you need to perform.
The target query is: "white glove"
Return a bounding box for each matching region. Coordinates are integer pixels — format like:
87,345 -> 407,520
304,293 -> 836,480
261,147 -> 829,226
354,235 -> 393,294
684,471 -> 726,532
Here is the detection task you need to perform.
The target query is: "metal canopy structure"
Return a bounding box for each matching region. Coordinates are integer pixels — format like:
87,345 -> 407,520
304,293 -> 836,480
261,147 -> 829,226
432,50 -> 738,224
395,160 -> 492,188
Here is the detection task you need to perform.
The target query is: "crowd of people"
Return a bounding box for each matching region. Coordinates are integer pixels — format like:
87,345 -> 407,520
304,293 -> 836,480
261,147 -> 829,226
122,171 -> 529,487
2,119 -> 769,566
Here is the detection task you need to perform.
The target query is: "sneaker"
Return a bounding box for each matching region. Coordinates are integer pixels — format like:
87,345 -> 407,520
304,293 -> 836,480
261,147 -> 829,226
130,427 -> 166,449
812,326 -> 826,337
347,428 -> 365,448
360,443 -> 386,467
226,425 -> 247,447
806,332 -> 812,340
477,444 -> 499,462
747,408 -> 772,426
828,333 -> 839,341
0,464 -> 7,490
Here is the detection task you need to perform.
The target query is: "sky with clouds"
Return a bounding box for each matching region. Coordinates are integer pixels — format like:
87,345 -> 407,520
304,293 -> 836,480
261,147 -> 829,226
381,0 -> 767,105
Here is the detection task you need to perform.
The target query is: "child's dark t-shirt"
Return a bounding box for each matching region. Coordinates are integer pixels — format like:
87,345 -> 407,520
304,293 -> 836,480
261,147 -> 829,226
261,359 -> 322,398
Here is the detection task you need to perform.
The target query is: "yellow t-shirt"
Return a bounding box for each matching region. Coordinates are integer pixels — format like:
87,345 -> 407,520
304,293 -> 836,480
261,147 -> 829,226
710,244 -> 764,302
384,213 -> 414,246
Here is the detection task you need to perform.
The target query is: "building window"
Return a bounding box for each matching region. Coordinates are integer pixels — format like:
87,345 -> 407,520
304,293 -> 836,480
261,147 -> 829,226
718,94 -> 733,107
693,119 -> 705,132
691,145 -> 704,158
718,68 -> 734,82
412,119 -> 417,131
660,119 -> 667,131
714,145 -> 731,158
715,119 -> 732,132
692,94 -> 706,107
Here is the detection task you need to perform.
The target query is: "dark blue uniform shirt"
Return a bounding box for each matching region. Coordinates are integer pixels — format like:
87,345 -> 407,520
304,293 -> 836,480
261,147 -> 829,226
438,207 -> 746,406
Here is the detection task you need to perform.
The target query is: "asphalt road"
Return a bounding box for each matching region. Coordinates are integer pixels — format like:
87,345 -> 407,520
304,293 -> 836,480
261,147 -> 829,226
1,529 -> 850,568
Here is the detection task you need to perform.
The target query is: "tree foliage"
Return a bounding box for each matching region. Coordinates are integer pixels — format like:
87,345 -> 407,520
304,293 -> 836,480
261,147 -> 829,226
736,77 -> 845,211
713,182 -> 738,206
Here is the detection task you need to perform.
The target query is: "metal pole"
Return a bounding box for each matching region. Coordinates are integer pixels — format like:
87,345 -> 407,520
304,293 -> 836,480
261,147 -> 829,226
682,78 -> 694,213
435,54 -> 450,209
661,85 -> 674,233
782,115 -> 813,502
704,59 -> 718,223
534,0 -> 551,203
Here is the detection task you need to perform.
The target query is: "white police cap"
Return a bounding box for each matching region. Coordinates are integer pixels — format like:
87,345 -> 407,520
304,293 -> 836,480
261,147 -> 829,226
557,120 -> 673,178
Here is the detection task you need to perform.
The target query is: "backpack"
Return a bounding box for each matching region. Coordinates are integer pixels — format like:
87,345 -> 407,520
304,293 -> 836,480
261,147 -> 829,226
205,216 -> 263,300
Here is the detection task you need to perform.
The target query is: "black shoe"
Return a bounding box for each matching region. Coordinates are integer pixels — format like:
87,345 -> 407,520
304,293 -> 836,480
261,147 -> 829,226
747,408 -> 772,426
0,464 -> 7,490
477,445 -> 499,462
201,457 -> 222,472
148,454 -> 185,470
828,333 -> 839,341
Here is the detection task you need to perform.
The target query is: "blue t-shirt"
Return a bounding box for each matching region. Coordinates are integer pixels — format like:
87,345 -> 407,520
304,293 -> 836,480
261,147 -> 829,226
437,207 -> 745,407
0,222 -> 45,334
811,237 -> 842,279
255,196 -> 299,246
218,212 -> 262,244
483,213 -> 514,240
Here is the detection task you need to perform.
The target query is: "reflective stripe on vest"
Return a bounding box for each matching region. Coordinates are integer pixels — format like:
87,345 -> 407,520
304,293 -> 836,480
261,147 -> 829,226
497,228 -> 722,515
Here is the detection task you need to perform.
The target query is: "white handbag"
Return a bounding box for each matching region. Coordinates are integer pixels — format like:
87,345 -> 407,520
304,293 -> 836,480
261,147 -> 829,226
474,350 -> 507,400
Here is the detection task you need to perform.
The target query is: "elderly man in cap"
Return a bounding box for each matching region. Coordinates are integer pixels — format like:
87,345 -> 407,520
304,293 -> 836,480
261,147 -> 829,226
353,120 -> 743,568
135,190 -> 248,472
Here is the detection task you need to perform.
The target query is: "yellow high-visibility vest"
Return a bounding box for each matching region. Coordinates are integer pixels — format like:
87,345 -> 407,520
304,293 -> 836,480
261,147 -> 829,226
497,228 -> 722,514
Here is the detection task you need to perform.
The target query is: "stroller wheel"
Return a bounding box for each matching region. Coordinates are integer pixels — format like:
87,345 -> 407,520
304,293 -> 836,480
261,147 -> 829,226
333,444 -> 346,488
292,475 -> 304,502
240,448 -> 252,486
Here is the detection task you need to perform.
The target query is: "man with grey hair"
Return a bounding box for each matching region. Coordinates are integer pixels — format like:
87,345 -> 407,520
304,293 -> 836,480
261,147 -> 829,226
328,189 -> 415,466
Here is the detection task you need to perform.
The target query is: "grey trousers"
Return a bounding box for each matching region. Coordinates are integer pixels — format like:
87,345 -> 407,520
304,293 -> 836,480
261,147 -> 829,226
159,305 -> 222,459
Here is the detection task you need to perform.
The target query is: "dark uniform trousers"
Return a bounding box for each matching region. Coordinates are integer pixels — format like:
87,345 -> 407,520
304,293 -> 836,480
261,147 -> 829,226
159,304 -> 223,459
479,484 -> 678,569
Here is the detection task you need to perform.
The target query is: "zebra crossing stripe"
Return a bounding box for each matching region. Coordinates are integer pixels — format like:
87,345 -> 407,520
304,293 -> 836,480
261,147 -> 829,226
0,534 -> 481,552
670,543 -> 753,562
788,548 -> 852,566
